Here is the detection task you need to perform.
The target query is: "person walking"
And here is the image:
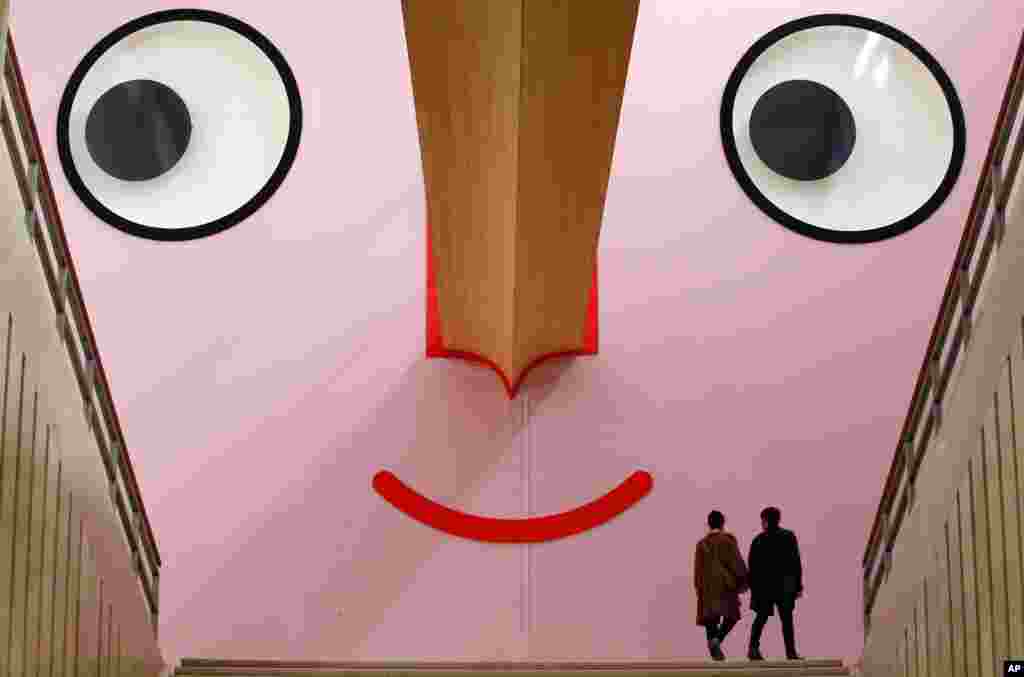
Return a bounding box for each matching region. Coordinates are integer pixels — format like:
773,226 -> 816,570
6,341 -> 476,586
695,510 -> 749,661
747,506 -> 804,661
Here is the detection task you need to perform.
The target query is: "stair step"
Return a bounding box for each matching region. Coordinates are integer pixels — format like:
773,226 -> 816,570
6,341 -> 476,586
175,659 -> 850,677
176,671 -> 848,677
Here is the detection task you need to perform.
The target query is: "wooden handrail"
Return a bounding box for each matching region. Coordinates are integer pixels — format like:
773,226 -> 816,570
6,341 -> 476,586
862,28 -> 1024,622
1,31 -> 162,623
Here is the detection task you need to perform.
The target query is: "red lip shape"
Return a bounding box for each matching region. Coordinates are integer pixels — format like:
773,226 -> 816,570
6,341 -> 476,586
372,470 -> 653,543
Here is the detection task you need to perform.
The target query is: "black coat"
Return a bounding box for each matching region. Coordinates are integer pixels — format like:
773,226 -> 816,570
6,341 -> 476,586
747,527 -> 803,615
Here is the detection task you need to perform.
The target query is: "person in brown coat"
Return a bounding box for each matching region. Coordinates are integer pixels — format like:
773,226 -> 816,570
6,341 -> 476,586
695,510 -> 749,661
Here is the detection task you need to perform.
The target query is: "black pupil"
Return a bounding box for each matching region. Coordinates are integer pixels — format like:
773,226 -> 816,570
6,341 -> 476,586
749,79 -> 856,182
85,79 -> 191,182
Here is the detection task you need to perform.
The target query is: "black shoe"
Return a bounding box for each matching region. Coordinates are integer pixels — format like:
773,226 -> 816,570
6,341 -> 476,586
786,653 -> 804,660
708,638 -> 725,661
747,648 -> 764,661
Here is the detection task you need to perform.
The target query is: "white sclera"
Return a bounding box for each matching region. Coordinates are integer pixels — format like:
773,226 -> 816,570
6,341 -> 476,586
68,20 -> 292,230
731,25 -> 955,232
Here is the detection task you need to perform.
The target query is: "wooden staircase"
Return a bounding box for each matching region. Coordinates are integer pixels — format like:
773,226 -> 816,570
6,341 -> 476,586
174,659 -> 851,677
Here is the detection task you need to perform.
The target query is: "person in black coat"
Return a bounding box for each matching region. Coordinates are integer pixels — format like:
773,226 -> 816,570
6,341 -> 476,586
746,506 -> 803,661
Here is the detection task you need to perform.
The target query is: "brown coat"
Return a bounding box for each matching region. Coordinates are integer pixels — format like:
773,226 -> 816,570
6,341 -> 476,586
694,530 -> 749,626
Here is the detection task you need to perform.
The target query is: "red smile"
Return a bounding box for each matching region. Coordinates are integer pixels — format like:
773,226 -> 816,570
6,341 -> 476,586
372,470 -> 653,543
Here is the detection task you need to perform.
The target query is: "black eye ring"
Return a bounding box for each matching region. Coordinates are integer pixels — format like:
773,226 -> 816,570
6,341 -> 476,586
720,13 -> 966,244
56,8 -> 303,241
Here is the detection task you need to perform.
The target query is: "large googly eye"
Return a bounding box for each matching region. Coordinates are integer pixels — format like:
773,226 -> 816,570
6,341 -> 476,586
56,9 -> 302,241
720,14 -> 966,244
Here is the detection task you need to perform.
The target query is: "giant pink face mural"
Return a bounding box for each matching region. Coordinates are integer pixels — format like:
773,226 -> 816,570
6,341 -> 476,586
10,0 -> 1024,668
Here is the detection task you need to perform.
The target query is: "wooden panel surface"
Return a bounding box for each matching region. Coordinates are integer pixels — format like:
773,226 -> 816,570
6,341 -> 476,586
403,0 -> 521,372
969,454 -> 994,677
926,558 -> 946,677
22,404 -> 45,677
7,352 -> 32,677
937,522 -> 954,675
405,0 -> 637,383
0,314 -> 12,677
984,403 -> 1010,674
65,512 -> 82,677
996,358 -> 1024,659
947,516 -> 965,677
909,626 -> 916,677
34,423 -> 56,677
512,0 -> 637,378
921,594 -> 929,675
79,534 -> 98,677
959,484 -> 979,677
51,460 -> 69,677
1013,321 -> 1024,663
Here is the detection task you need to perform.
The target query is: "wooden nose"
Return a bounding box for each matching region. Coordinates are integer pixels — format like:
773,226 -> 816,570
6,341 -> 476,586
404,0 -> 639,393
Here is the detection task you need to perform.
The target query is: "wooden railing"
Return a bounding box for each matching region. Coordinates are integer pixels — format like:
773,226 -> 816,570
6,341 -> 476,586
0,32 -> 162,629
861,28 -> 1024,631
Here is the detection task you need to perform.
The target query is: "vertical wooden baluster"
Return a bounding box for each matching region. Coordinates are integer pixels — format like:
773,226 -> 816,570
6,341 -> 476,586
35,425 -> 52,677
960,485 -> 978,677
68,514 -> 82,677
21,392 -> 40,677
7,353 -> 27,677
947,520 -> 963,677
96,579 -> 103,677
48,458 -> 65,677
0,313 -> 12,677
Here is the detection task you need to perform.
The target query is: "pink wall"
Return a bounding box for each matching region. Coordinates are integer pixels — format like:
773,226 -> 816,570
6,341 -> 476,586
11,0 -> 1024,667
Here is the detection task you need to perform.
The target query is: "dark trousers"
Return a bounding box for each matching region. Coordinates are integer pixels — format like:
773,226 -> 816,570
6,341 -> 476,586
750,605 -> 797,655
704,616 -> 738,643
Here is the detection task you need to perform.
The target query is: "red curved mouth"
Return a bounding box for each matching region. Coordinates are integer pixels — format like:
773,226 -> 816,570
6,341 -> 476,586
372,470 -> 653,543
